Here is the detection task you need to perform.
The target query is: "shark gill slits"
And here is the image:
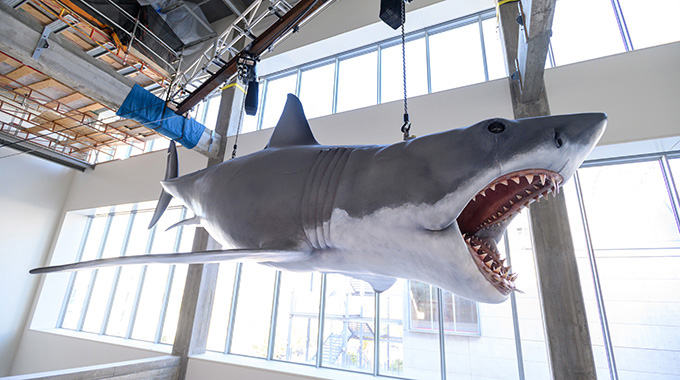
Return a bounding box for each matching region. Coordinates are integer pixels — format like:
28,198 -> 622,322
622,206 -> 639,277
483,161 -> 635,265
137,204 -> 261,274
487,121 -> 506,134
554,130 -> 564,148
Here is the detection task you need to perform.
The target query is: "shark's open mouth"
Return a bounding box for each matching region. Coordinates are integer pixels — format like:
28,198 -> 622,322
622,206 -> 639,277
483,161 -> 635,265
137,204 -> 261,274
456,169 -> 563,295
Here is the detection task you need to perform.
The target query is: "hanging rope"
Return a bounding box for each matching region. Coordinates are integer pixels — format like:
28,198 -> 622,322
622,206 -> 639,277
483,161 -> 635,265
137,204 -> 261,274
400,0 -> 414,141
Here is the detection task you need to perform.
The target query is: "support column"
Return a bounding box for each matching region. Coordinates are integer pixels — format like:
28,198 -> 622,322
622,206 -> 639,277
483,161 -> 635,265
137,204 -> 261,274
171,83 -> 246,380
498,2 -> 597,379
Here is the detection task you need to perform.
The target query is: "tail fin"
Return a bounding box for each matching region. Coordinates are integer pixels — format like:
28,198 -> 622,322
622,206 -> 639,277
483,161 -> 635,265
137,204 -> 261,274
149,141 -> 178,229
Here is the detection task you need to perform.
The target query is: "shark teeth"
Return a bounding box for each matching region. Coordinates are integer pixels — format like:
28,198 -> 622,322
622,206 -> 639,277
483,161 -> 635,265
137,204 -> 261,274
459,170 -> 564,295
465,170 -> 564,233
465,234 -> 518,294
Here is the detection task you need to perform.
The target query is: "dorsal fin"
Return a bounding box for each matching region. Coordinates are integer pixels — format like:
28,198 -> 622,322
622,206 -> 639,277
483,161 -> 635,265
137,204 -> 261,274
266,94 -> 319,148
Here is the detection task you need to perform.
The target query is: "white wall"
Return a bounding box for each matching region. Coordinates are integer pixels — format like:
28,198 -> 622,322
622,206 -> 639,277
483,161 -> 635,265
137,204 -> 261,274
6,39 -> 680,378
0,149 -> 75,376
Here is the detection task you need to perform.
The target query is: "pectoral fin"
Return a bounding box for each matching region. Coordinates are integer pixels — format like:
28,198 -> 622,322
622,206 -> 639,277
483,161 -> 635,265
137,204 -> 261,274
166,216 -> 201,231
30,249 -> 309,274
344,273 -> 397,293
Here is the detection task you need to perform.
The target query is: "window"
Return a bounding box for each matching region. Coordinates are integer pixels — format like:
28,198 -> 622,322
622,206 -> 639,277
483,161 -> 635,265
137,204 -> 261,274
550,0 -> 626,66
380,36 -> 428,103
260,73 -> 297,130
565,156 -> 680,380
299,62 -> 335,119
429,21 -> 485,92
336,50 -> 378,113
271,271 -> 322,365
481,17 -> 507,80
321,274 -> 376,373
57,202 -> 195,345
617,0 -> 680,49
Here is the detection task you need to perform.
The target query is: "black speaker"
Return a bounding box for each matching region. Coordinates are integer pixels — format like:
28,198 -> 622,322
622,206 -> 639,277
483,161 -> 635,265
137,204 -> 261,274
245,80 -> 259,116
380,0 -> 402,30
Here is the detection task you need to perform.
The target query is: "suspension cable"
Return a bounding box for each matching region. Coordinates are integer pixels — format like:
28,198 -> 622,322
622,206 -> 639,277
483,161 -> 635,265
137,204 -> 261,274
400,0 -> 413,141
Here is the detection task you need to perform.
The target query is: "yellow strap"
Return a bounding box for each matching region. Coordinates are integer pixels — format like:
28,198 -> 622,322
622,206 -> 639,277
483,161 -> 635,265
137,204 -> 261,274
219,82 -> 247,93
497,0 -> 520,6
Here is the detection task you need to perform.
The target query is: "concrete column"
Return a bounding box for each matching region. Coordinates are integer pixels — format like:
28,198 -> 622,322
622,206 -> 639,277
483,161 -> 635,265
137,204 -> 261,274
171,83 -> 246,380
498,2 -> 597,379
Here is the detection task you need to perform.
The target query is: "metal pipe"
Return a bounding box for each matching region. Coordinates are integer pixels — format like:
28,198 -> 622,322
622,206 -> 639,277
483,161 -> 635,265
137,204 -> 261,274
225,262 -> 243,353
315,273 -> 327,368
436,288 -> 447,380
504,231 -> 526,380
267,270 -> 283,360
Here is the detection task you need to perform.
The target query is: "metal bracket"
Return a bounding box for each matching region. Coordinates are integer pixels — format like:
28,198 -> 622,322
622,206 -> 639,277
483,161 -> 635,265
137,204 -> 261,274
32,26 -> 52,60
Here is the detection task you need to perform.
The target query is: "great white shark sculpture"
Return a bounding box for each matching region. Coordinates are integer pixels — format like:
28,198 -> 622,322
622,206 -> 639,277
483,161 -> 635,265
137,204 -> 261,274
31,94 -> 606,303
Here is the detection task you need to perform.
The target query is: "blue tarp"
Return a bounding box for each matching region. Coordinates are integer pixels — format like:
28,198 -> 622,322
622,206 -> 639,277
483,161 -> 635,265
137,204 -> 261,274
117,84 -> 206,149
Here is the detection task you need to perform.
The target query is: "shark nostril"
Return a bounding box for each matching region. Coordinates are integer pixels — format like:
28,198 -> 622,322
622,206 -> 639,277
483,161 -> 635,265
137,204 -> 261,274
554,130 -> 563,148
488,121 -> 505,134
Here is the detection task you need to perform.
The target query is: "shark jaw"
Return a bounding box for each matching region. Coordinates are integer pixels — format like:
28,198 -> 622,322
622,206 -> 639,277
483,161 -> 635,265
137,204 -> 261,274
456,169 -> 563,296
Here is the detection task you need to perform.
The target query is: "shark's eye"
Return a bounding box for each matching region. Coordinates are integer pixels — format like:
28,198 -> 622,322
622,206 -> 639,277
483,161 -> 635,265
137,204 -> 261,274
554,130 -> 563,148
487,121 -> 505,134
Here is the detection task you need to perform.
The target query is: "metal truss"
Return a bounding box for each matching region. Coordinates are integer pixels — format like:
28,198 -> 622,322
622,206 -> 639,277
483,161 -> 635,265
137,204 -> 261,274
166,0 -> 295,106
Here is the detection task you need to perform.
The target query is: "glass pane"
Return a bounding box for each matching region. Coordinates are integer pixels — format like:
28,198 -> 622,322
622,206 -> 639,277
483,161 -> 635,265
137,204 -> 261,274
322,274 -> 375,373
160,223 -> 195,344
578,161 -> 679,249
299,63 -> 335,119
380,37 -> 428,104
500,210 -> 552,379
272,271 -> 321,365
551,0 -> 625,66
129,208 -> 182,341
105,211 -> 152,337
336,50 -> 378,113
159,263 -> 188,344
261,74 -> 297,130
482,17 -> 507,80
81,214 -> 131,333
61,216 -> 107,330
563,178 -> 615,380
206,262 -> 237,352
577,162 -> 680,380
618,0 -> 680,50
429,22 -> 485,92
129,264 -> 171,341
229,264 -> 277,357
380,279 -> 440,379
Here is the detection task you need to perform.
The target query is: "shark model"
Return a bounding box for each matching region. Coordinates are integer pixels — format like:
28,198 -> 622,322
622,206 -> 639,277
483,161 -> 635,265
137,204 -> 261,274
31,94 -> 606,303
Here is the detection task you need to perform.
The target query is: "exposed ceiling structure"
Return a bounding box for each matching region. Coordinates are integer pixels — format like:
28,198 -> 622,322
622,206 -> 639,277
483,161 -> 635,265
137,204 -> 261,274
0,0 -> 325,167
0,51 -> 155,169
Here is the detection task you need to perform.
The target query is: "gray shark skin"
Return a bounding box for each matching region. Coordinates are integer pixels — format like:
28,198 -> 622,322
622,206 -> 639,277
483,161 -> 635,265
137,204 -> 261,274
31,94 -> 606,304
